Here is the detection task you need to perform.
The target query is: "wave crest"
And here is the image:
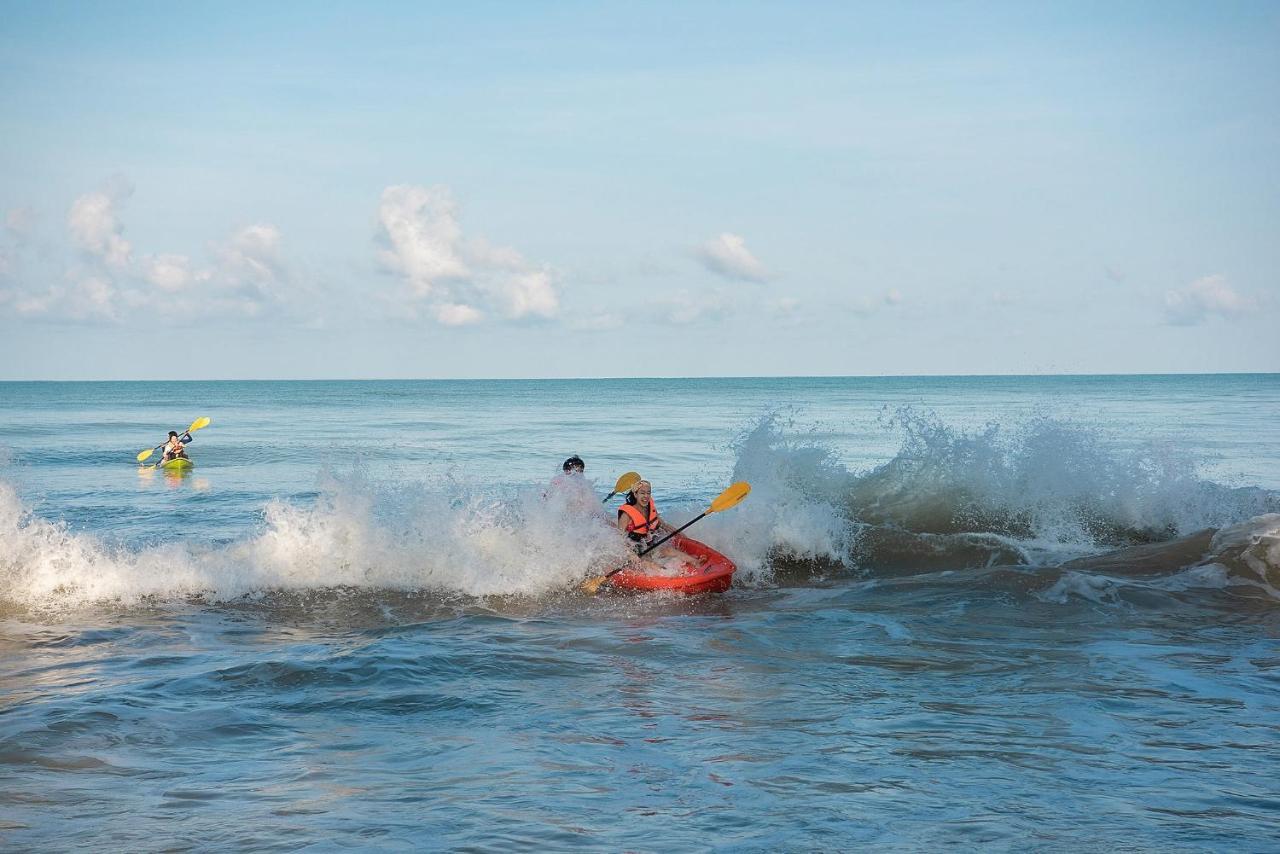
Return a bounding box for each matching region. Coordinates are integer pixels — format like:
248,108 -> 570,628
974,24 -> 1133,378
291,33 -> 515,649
0,474 -> 635,611
2,410 -> 1277,611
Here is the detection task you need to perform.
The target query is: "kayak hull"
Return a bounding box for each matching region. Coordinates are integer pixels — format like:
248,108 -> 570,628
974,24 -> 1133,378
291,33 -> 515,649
608,535 -> 736,595
159,458 -> 194,471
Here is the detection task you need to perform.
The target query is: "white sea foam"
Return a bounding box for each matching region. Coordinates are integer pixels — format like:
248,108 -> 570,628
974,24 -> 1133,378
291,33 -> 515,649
874,408 -> 1276,541
727,410 -> 1278,563
2,409 -> 1277,611
0,475 -> 636,610
1201,513 -> 1280,598
713,415 -> 855,579
1037,562 -> 1243,606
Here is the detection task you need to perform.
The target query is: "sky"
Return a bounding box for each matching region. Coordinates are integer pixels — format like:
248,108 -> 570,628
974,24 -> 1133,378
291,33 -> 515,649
1,1 -> 1277,380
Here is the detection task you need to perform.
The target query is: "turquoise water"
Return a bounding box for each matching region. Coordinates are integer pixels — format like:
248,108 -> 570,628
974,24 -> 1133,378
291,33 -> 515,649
1,376 -> 1278,849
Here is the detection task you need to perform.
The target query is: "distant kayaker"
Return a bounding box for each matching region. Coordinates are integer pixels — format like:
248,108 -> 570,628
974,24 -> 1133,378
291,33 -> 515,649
617,479 -> 676,556
161,430 -> 192,462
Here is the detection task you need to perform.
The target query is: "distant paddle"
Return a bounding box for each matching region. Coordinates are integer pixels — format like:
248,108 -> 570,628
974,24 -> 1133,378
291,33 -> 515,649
136,416 -> 210,463
580,481 -> 751,595
602,471 -> 641,503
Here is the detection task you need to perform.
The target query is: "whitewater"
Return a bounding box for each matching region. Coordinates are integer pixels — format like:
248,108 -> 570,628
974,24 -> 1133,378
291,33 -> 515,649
1,375 -> 1277,849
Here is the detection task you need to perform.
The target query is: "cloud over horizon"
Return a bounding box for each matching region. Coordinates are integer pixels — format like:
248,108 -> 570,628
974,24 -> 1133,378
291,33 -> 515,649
694,233 -> 771,283
849,288 -> 904,317
376,185 -> 561,326
2,181 -> 290,323
1164,274 -> 1255,326
68,183 -> 133,270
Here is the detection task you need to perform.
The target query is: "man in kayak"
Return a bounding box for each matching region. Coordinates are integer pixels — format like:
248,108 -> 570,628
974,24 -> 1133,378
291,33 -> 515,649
546,455 -> 601,516
546,455 -> 585,492
161,430 -> 192,462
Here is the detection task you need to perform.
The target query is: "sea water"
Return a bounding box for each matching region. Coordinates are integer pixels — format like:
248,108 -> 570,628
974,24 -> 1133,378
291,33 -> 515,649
0,375 -> 1277,849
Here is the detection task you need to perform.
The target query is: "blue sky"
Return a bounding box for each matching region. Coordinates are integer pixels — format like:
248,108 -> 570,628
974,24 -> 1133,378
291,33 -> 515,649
1,1 -> 1276,379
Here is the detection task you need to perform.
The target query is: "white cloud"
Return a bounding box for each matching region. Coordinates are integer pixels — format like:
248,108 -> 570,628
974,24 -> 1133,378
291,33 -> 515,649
13,290 -> 54,317
376,184 -> 561,325
466,237 -> 525,271
436,302 -> 483,326
5,207 -> 34,240
74,276 -> 118,320
765,296 -> 804,327
143,253 -> 200,292
377,185 -> 468,297
12,275 -> 119,322
850,289 -> 904,317
138,225 -> 284,316
659,289 -> 734,325
1164,274 -> 1254,326
568,310 -> 624,331
5,179 -> 291,324
694,232 -> 770,283
772,296 -> 801,317
485,269 -> 558,320
68,185 -> 133,269
215,224 -> 284,293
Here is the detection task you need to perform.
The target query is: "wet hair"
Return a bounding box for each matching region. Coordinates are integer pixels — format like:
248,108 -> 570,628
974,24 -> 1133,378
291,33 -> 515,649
168,431 -> 179,438
562,455 -> 585,472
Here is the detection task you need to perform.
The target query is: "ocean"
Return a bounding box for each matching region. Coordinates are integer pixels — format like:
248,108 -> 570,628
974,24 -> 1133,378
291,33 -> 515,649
1,375 -> 1277,850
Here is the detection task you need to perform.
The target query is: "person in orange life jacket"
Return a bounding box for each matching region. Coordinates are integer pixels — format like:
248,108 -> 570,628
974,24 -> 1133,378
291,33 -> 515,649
616,479 -> 676,567
161,430 -> 192,462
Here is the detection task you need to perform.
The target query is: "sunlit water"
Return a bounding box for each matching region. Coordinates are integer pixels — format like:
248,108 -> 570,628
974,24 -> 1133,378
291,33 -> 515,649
1,376 -> 1278,849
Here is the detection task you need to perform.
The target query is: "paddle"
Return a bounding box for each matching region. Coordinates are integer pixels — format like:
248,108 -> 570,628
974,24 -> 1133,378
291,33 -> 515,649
136,416 -> 211,463
580,481 -> 751,595
602,471 -> 641,503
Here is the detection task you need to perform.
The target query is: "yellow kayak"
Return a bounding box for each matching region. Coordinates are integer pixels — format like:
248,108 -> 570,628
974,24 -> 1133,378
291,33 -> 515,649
159,458 -> 194,471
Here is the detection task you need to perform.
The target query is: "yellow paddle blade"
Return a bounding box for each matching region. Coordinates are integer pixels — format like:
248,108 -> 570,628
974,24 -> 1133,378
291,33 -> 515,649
136,448 -> 154,463
187,416 -> 211,433
613,471 -> 641,494
709,481 -> 751,513
580,575 -> 608,595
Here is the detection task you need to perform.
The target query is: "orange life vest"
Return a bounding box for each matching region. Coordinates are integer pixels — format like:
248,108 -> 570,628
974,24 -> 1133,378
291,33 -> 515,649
619,499 -> 659,539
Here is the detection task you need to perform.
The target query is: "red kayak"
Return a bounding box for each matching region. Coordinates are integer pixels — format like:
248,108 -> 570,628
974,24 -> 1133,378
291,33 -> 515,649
607,535 -> 737,595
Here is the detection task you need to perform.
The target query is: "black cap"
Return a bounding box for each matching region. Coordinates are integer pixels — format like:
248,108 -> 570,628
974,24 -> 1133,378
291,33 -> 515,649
562,455 -> 585,472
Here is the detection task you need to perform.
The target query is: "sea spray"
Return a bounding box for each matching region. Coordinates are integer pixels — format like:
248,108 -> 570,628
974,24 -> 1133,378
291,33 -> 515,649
849,408 -> 1278,548
720,414 -> 856,578
0,472 -> 637,610
3,405 -> 1278,611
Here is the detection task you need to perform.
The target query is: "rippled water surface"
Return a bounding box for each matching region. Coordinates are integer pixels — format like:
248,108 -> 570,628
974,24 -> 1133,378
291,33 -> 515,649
1,376 -> 1278,849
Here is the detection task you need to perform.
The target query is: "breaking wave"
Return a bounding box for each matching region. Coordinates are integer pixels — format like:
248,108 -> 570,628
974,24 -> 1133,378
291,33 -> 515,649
722,411 -> 1280,601
0,473 -> 637,612
1,410 -> 1277,612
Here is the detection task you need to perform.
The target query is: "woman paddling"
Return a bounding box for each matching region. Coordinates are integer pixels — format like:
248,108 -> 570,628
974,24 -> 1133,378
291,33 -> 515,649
616,479 -> 678,569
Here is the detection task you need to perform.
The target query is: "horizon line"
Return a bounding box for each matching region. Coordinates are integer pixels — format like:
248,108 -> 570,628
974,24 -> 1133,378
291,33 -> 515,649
1,370 -> 1277,383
